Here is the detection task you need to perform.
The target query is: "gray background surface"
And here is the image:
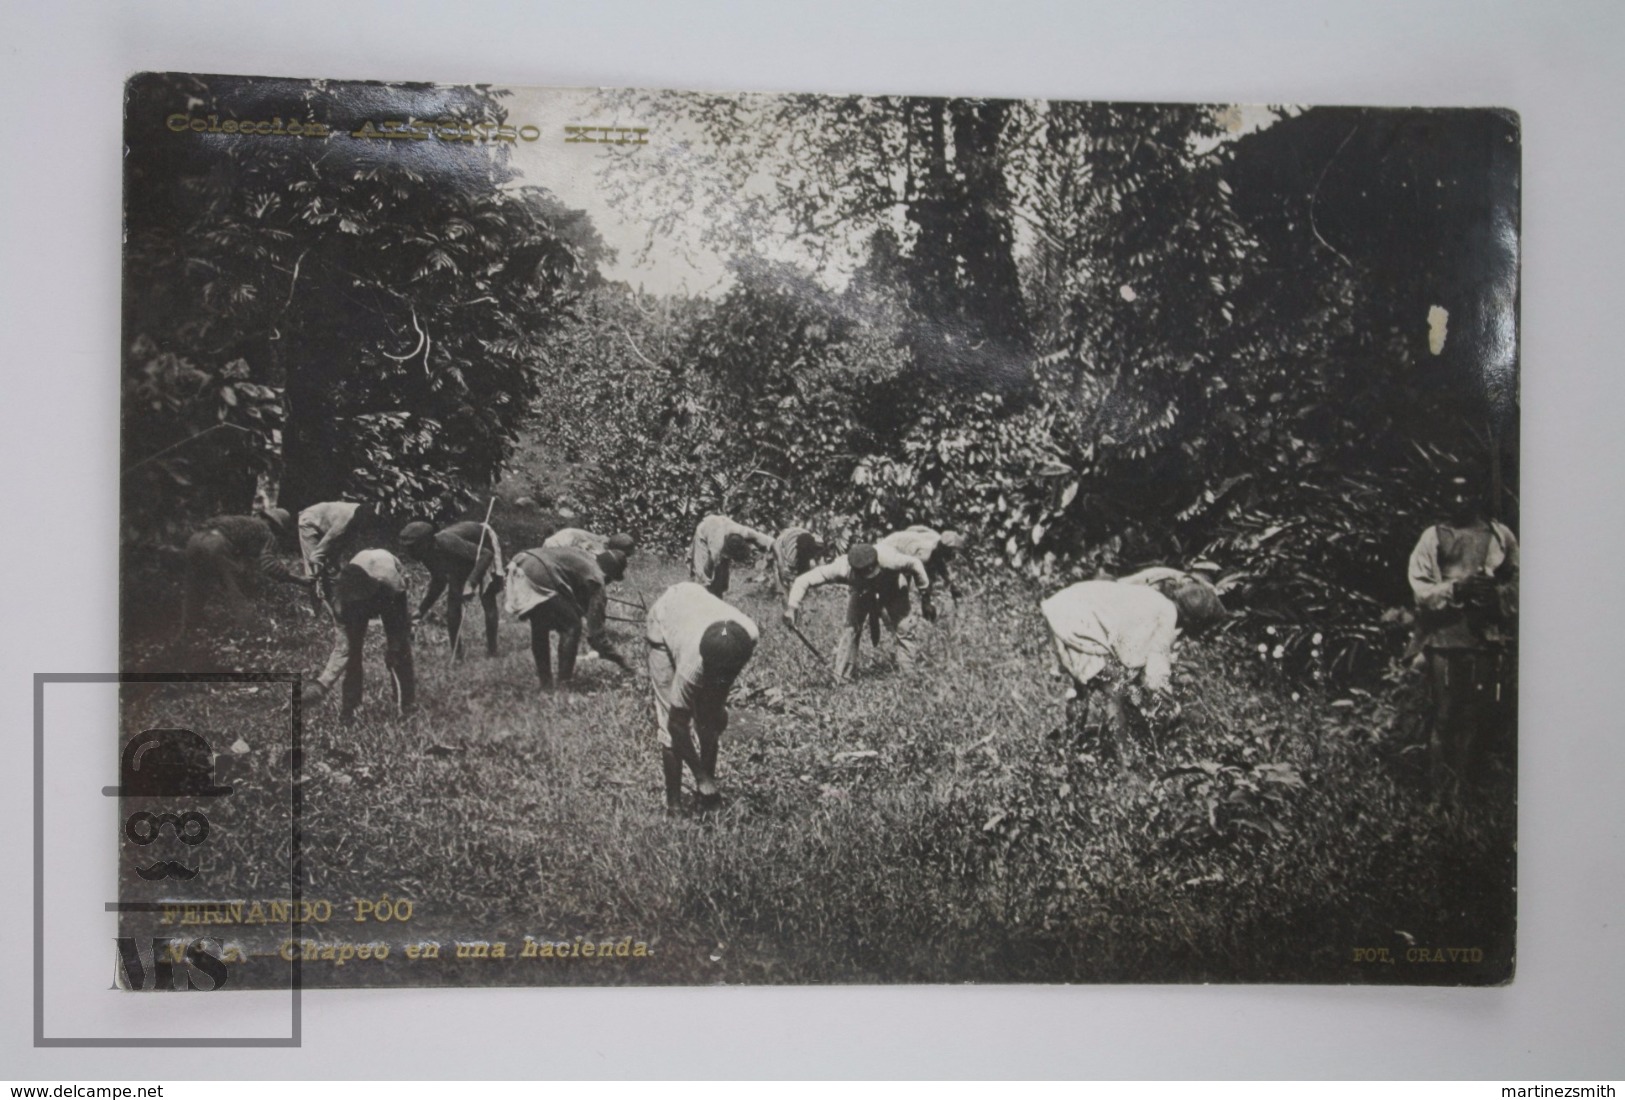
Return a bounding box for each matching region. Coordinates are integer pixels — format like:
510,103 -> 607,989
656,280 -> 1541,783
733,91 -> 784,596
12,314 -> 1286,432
2,0 -> 1621,1079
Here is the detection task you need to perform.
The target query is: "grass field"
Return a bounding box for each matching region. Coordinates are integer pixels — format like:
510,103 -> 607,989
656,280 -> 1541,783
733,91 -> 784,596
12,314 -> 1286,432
119,550 -> 1516,987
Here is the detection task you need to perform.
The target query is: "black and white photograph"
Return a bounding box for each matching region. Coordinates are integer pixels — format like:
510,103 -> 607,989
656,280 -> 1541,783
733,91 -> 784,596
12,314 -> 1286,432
114,72 -> 1521,989
10,0 -> 1625,1084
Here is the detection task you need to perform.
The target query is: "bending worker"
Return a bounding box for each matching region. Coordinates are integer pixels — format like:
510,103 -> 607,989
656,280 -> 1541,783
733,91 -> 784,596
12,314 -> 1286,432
543,527 -> 637,558
1117,566 -> 1228,635
1039,579 -> 1181,763
298,501 -> 381,612
691,513 -> 775,597
303,548 -> 416,725
577,547 -> 632,662
177,506 -> 312,639
505,545 -> 631,689
879,525 -> 968,601
645,581 -> 759,809
399,520 -> 504,659
784,542 -> 932,680
769,525 -> 825,592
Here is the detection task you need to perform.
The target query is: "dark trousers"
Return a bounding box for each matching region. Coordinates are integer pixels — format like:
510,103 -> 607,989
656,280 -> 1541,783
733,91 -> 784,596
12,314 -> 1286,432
319,592 -> 416,720
1425,647 -> 1509,794
836,583 -> 915,680
704,557 -> 732,598
448,582 -> 501,659
526,597 -> 583,687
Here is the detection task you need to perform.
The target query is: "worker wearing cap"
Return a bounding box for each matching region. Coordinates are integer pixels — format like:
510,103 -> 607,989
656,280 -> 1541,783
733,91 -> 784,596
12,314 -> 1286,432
645,582 -> 760,808
1040,579 -> 1180,762
504,545 -> 630,688
691,514 -> 776,597
399,520 -> 505,659
298,501 -> 380,612
1406,475 -> 1519,795
879,525 -> 968,601
543,527 -> 637,558
598,548 -> 629,584
177,506 -> 313,639
783,542 -> 931,680
768,526 -> 825,592
303,548 -> 415,724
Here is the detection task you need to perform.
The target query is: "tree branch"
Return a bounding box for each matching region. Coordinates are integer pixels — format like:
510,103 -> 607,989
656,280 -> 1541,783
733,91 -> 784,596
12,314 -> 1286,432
282,248 -> 308,309
614,322 -> 659,371
382,306 -> 430,372
123,422 -> 251,476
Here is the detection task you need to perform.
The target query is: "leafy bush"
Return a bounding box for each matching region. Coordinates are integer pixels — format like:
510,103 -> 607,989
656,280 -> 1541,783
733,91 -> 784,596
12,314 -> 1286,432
121,339 -> 284,546
1155,759 -> 1307,851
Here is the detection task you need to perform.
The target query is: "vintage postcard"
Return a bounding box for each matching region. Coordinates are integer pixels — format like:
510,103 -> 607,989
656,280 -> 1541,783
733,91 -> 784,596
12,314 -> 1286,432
118,73 -> 1519,988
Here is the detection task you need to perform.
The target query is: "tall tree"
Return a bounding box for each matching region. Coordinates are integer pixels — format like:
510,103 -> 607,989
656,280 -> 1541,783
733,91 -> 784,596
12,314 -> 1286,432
123,73 -> 606,527
1015,103 -> 1266,559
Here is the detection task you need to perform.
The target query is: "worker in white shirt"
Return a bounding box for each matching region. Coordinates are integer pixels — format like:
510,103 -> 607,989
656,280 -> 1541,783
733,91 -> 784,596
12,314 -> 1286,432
879,525 -> 968,601
691,514 -> 776,597
768,526 -> 824,592
783,542 -> 933,680
298,500 -> 381,613
1117,566 -> 1228,635
645,582 -> 760,809
1039,579 -> 1180,762
1405,475 -> 1519,796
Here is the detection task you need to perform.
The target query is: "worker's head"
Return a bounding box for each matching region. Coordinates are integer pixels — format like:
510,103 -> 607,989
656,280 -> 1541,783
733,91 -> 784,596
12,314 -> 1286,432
722,531 -> 754,563
398,521 -> 436,558
1168,573 -> 1227,636
259,506 -> 293,538
1444,473 -> 1491,527
607,533 -> 637,556
848,543 -> 881,580
596,549 -> 628,582
699,620 -> 755,684
791,530 -> 822,571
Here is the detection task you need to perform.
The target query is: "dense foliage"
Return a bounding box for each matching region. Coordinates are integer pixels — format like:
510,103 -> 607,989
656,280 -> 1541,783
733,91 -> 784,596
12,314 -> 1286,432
520,102 -> 1517,683
122,73 -> 604,541
124,78 -> 1517,687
